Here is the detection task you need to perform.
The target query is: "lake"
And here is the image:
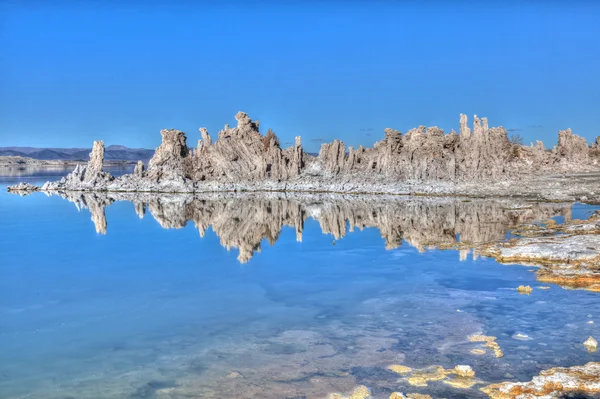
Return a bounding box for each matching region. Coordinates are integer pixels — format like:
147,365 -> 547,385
0,170 -> 598,399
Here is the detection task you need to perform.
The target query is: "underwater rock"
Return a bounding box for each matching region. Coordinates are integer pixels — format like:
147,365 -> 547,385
516,285 -> 533,295
584,336 -> 598,352
328,385 -> 371,399
481,362 -> 600,399
469,334 -> 504,358
452,365 -> 475,378
405,366 -> 447,387
512,333 -> 532,341
388,365 -> 413,374
398,364 -> 478,388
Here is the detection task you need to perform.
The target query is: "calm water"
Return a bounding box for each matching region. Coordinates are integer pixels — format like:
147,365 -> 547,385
0,170 -> 599,399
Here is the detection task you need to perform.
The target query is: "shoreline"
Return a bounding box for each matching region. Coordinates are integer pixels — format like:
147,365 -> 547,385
9,172 -> 600,203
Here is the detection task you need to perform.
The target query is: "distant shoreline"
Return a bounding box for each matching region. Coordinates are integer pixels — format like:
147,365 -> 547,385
0,156 -> 139,168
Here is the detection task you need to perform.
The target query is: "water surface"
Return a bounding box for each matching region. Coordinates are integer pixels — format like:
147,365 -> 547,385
0,171 -> 598,399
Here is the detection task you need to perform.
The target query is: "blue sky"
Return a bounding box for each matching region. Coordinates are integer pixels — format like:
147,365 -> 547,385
1,1 -> 599,152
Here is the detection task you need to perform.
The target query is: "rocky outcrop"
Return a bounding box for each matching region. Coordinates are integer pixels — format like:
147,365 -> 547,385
13,112 -> 600,195
147,129 -> 192,182
590,136 -> 600,164
7,182 -> 40,194
38,141 -> 114,190
191,112 -> 305,183
133,160 -> 145,178
557,128 -> 590,164
85,140 -> 105,181
481,362 -> 600,399
481,213 -> 600,292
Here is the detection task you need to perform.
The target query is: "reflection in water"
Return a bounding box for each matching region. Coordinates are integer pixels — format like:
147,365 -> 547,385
4,189 -> 600,399
52,191 -> 571,262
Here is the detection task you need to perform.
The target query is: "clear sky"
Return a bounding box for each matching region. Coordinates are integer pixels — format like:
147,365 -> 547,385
1,1 -> 599,152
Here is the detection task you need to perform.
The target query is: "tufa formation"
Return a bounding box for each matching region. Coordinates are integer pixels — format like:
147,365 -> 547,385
10,112 -> 600,194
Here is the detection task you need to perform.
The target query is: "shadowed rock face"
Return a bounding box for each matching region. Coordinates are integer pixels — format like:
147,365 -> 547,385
192,112 -> 304,182
46,192 -> 569,263
15,112 -> 600,195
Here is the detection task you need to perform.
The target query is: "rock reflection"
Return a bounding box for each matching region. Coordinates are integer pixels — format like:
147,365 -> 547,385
49,191 -> 571,263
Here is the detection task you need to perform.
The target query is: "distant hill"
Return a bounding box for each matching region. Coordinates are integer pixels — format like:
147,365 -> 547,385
0,145 -> 155,162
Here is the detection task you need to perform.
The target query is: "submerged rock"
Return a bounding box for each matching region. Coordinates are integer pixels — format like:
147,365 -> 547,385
328,385 -> 371,399
388,364 -> 413,374
584,336 -> 598,352
469,334 -> 504,358
516,285 -> 533,295
452,365 -> 475,378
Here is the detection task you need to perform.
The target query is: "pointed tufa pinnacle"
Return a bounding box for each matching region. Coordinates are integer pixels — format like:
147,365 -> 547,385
473,115 -> 484,136
84,140 -> 105,182
199,127 -> 212,146
134,160 -> 145,178
481,117 -> 489,131
459,114 -> 471,137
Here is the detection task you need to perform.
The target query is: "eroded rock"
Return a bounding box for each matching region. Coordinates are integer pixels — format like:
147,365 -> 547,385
16,111 -> 600,196
7,182 -> 40,194
481,362 -> 600,399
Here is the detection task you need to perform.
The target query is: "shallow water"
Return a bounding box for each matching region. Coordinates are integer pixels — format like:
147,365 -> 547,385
0,171 -> 598,399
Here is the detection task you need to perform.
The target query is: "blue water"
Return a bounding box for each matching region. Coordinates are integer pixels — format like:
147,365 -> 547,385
0,171 -> 598,399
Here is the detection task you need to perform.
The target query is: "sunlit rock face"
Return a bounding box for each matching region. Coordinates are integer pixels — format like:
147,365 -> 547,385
36,140 -> 114,191
192,112 -> 304,182
147,129 -> 192,182
17,111 -> 600,196
557,128 -> 590,164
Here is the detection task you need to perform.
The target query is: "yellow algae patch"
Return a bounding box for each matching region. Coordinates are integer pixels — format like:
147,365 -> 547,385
452,365 -> 475,378
584,336 -> 598,352
328,385 -> 371,399
471,348 -> 486,355
517,285 -> 533,295
388,364 -> 413,374
469,334 -> 496,343
406,394 -> 433,399
469,333 -> 504,358
407,366 -> 447,387
444,376 -> 478,389
389,393 -> 406,399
